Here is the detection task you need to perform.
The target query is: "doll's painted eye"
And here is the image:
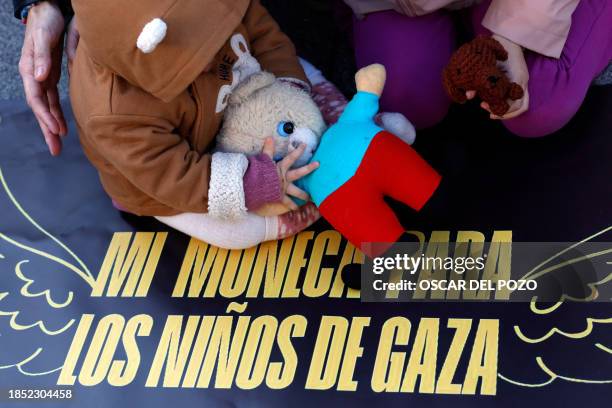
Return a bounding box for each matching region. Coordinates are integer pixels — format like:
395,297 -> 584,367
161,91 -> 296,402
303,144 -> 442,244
277,121 -> 295,137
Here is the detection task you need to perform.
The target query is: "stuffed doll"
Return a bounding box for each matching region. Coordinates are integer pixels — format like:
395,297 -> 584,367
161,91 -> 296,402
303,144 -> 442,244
296,64 -> 441,259
218,64 -> 442,262
443,35 -> 524,116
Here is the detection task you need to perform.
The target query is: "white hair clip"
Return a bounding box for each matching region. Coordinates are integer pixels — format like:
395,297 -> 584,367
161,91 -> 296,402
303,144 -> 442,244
136,18 -> 167,54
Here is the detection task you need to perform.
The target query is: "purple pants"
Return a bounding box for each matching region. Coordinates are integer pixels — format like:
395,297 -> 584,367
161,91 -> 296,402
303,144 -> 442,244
353,0 -> 612,137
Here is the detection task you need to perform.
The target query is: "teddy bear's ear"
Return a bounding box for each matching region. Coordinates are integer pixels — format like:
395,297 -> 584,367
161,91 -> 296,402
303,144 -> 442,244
229,71 -> 277,106
477,35 -> 508,61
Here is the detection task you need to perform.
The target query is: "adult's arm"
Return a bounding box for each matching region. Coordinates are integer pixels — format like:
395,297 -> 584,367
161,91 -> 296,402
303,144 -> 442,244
18,1 -> 68,155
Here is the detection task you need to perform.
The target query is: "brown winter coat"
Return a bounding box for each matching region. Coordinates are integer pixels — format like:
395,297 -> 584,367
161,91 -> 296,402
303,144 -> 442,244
70,0 -> 306,216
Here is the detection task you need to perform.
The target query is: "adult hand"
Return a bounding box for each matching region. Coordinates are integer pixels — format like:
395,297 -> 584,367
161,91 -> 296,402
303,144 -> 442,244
65,17 -> 79,74
467,34 -> 530,120
18,1 -> 67,156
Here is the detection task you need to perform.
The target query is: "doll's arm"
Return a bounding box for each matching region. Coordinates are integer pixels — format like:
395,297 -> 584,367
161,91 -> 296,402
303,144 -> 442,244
338,64 -> 387,123
355,64 -> 386,96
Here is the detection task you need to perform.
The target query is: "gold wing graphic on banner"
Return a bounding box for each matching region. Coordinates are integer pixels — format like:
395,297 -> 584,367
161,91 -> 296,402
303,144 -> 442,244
0,168 -> 94,376
499,226 -> 612,387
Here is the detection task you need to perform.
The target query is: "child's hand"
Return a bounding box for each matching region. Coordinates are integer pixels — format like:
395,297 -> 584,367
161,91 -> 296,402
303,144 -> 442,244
466,34 -> 530,120
262,137 -> 319,211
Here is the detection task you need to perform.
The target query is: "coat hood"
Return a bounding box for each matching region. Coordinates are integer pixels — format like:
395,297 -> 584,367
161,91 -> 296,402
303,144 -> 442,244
73,0 -> 250,102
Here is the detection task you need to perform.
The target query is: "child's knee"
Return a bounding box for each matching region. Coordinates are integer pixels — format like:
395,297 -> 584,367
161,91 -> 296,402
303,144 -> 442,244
506,49 -> 596,138
502,101 -> 580,138
503,108 -> 575,138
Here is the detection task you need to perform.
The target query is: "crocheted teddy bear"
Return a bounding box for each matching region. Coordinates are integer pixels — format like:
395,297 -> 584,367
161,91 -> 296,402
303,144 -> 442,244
443,35 -> 524,116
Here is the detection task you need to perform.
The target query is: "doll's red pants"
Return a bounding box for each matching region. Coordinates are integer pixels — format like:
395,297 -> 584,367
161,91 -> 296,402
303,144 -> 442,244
318,131 -> 441,258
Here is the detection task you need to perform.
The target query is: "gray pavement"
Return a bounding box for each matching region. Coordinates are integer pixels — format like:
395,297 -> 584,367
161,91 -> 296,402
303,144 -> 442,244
0,0 -> 69,101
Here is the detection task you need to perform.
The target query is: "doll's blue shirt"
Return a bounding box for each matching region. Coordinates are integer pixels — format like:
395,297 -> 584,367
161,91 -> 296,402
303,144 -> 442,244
297,91 -> 383,206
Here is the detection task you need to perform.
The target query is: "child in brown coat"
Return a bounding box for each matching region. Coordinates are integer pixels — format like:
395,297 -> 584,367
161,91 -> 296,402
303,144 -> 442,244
70,0 -> 321,248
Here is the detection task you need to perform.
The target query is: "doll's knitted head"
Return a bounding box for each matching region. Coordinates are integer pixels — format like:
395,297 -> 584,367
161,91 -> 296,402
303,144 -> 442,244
443,35 -> 524,116
217,72 -> 326,167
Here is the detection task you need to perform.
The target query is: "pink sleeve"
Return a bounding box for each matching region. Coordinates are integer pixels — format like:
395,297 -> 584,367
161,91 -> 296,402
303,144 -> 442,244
482,0 -> 579,58
243,154 -> 282,211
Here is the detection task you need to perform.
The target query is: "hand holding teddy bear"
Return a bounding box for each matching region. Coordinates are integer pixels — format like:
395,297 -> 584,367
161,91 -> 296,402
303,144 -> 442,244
443,35 -> 526,117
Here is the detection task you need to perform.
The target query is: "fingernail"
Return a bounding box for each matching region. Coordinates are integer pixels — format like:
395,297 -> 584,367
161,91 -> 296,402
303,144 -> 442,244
35,67 -> 44,78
